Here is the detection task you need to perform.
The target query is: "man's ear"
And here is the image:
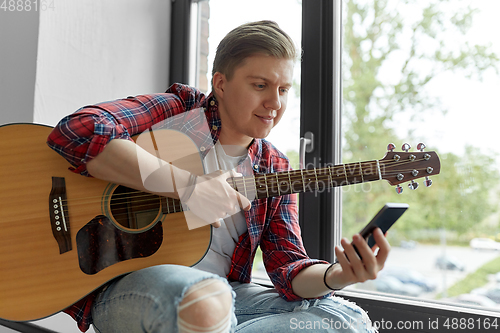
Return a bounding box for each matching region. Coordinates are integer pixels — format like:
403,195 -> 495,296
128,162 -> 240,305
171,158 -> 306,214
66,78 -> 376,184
212,72 -> 226,99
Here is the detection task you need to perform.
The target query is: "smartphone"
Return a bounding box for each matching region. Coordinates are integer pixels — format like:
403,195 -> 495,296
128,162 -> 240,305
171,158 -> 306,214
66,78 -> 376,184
353,203 -> 409,258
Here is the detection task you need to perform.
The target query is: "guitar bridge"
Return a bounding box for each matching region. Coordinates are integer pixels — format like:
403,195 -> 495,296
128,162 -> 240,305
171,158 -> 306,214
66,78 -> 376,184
49,177 -> 72,254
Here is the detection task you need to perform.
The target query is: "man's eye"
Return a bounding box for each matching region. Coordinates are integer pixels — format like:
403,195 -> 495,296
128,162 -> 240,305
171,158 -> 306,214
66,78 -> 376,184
255,84 -> 266,89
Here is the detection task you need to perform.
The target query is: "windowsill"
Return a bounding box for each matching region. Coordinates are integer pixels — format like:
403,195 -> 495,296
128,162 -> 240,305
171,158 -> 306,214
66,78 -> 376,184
251,275 -> 500,332
337,289 -> 500,332
336,288 -> 500,318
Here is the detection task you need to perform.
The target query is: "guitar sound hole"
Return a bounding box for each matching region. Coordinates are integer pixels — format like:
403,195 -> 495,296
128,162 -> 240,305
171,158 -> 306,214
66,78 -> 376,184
110,185 -> 161,229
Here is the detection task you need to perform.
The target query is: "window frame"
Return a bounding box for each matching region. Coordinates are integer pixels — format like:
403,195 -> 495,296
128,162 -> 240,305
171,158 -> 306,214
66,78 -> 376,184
299,0 -> 342,263
299,0 -> 500,328
169,0 -> 192,85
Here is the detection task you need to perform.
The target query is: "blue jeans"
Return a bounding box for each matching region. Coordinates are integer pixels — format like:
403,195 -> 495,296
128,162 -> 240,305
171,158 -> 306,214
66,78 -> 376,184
92,265 -> 376,333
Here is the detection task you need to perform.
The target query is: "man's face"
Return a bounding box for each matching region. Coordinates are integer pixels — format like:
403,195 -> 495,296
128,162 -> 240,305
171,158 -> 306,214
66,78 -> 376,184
213,54 -> 294,147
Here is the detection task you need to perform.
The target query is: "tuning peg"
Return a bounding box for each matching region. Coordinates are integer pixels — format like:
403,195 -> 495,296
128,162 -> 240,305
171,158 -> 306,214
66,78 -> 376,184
408,180 -> 419,190
417,143 -> 426,151
424,177 -> 433,187
402,143 -> 411,152
395,185 -> 403,194
387,143 -> 396,152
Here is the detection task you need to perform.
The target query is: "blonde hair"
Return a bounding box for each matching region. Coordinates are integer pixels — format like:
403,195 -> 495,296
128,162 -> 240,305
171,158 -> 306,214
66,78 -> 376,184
212,20 -> 299,84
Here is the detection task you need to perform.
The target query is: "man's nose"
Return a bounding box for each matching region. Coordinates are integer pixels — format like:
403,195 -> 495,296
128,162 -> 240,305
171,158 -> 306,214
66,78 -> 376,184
264,89 -> 281,111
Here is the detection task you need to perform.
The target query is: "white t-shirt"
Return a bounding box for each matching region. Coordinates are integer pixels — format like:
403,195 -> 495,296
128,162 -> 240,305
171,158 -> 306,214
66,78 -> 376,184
193,141 -> 249,277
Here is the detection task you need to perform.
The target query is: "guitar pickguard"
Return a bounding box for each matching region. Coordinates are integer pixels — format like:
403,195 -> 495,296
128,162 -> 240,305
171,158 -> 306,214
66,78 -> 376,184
76,215 -> 163,275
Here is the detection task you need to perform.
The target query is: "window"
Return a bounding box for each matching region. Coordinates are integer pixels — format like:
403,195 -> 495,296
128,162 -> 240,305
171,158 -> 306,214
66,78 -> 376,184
206,0 -> 302,153
341,0 -> 500,314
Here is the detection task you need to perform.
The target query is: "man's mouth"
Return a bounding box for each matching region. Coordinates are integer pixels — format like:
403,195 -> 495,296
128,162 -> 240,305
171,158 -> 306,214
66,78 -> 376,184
256,110 -> 277,121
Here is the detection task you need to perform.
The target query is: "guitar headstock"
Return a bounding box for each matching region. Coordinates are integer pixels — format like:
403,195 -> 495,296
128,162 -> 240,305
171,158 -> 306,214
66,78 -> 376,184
380,143 -> 441,194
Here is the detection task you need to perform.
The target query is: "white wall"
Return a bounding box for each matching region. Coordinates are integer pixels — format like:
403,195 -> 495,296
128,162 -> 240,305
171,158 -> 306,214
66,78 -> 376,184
0,10 -> 39,124
34,0 -> 172,126
1,2 -> 172,331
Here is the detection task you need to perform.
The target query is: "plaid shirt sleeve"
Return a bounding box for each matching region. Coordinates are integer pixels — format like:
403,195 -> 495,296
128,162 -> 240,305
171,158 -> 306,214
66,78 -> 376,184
47,84 -> 207,176
261,193 -> 330,301
228,140 -> 331,302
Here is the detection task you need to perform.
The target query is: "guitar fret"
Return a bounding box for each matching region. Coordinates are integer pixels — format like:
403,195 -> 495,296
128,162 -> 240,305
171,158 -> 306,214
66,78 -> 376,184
313,168 -> 319,191
300,169 -> 306,192
287,171 -> 292,195
170,197 -> 175,213
174,198 -> 181,213
275,173 -> 281,196
242,176 -> 248,198
249,175 -> 257,200
289,170 -> 297,194
359,162 -> 364,183
166,197 -> 171,214
173,198 -> 178,213
376,160 -> 382,180
256,174 -> 268,200
328,166 -> 333,188
230,176 -> 237,196
263,174 -> 269,198
343,164 -> 349,185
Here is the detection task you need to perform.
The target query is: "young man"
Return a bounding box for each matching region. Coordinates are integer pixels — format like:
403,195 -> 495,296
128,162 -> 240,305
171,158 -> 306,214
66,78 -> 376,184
48,20 -> 389,333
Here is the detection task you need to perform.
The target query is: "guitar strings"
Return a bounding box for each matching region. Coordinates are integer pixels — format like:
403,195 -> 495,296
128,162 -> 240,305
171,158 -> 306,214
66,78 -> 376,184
58,157 -> 431,217
55,162 -> 431,225
59,157 -> 428,206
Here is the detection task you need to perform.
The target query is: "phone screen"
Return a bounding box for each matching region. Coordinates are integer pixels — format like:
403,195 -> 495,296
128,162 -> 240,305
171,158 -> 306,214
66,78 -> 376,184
361,203 -> 408,247
354,203 -> 408,257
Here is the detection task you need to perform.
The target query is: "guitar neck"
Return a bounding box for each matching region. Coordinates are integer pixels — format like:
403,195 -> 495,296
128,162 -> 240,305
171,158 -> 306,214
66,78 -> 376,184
233,160 -> 382,200
166,147 -> 441,206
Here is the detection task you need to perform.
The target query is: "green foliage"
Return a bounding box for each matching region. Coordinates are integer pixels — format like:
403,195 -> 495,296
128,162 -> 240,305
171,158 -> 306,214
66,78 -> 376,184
445,255 -> 500,298
343,0 -> 499,138
341,0 -> 500,240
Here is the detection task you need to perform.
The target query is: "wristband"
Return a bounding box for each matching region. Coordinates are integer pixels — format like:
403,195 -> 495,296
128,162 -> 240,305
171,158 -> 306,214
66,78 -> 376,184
179,174 -> 197,203
323,262 -> 338,291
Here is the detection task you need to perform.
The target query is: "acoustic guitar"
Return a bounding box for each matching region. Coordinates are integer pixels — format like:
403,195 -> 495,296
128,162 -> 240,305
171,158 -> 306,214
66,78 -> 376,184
0,123 -> 440,321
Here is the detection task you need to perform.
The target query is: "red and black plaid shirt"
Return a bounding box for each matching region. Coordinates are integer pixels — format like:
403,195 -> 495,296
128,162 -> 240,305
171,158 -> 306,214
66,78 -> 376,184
47,83 -> 329,332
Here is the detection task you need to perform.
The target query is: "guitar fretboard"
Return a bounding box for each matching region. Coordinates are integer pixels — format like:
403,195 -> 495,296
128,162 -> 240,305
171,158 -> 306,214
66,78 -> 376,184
158,160 -> 381,213
233,160 -> 382,200
157,149 -> 440,212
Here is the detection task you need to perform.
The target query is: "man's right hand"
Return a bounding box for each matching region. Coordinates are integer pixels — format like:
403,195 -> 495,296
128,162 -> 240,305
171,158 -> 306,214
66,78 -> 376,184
180,170 -> 252,228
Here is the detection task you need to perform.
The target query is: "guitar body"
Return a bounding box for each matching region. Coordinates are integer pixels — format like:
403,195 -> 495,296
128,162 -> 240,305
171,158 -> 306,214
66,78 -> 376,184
0,124 -> 211,321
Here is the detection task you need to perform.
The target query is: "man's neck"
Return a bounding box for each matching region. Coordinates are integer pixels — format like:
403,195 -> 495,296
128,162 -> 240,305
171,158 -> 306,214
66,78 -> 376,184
218,130 -> 253,154
218,138 -> 252,157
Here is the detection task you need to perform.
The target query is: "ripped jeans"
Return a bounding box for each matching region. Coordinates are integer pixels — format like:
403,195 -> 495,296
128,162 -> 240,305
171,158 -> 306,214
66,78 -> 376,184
91,265 -> 376,333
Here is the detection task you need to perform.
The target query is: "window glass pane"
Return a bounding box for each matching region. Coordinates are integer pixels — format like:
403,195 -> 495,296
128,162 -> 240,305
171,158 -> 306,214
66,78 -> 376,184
206,0 -> 302,280
342,0 -> 500,310
206,0 -> 302,158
